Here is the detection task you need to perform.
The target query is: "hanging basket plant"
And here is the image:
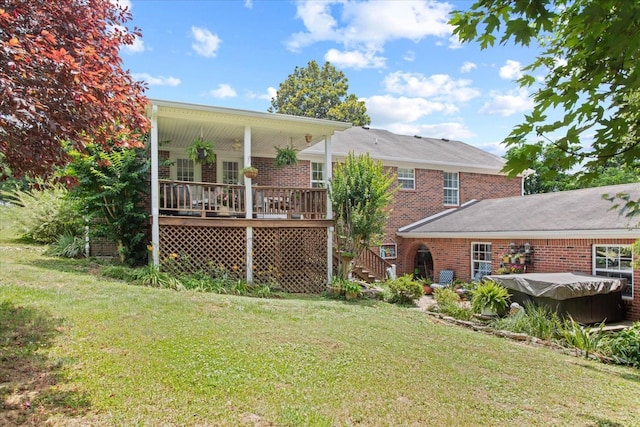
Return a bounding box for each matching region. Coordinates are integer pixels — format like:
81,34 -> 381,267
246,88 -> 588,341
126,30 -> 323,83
187,137 -> 215,165
241,166 -> 258,179
274,144 -> 298,168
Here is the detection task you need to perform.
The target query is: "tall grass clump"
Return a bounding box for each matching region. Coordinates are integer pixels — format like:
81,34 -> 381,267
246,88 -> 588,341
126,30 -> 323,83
490,303 -> 563,341
1,180 -> 83,243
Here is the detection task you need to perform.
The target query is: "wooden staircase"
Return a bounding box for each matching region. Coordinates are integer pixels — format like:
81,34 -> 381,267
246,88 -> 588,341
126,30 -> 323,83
334,247 -> 393,283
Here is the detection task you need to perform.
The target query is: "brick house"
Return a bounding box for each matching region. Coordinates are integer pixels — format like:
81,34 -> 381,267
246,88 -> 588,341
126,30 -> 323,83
146,99 -> 521,291
396,183 -> 640,321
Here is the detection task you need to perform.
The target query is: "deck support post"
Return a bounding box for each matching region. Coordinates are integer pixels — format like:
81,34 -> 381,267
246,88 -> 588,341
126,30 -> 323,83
325,134 -> 333,285
150,104 -> 160,266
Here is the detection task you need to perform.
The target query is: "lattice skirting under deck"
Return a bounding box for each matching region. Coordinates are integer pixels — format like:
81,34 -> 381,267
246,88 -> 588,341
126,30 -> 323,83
159,224 -> 328,293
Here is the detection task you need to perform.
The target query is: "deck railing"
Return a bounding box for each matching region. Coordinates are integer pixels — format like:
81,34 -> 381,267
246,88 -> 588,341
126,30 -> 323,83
158,180 -> 327,219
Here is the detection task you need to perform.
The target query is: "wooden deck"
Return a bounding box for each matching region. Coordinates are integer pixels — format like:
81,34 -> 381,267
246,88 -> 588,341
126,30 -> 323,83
159,180 -> 327,220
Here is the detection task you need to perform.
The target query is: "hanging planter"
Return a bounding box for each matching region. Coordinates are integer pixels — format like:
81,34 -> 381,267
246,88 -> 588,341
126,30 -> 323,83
241,166 -> 258,179
187,137 -> 215,165
274,144 -> 298,168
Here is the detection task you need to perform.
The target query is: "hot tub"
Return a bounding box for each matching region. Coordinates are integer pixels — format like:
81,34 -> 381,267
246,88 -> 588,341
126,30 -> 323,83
485,272 -> 626,324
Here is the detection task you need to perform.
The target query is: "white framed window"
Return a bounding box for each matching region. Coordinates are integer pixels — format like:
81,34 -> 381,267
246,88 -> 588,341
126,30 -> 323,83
397,167 -> 415,190
311,162 -> 325,188
444,172 -> 459,205
471,242 -> 492,281
176,158 -> 195,182
222,161 -> 239,184
380,244 -> 397,260
593,244 -> 634,299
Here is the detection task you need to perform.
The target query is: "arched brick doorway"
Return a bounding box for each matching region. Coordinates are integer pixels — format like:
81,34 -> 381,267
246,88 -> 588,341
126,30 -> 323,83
414,244 -> 434,281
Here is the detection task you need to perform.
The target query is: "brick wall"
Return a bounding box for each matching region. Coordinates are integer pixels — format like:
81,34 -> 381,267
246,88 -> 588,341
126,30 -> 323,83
397,236 -> 639,321
382,169 -> 521,244
252,157 -> 310,187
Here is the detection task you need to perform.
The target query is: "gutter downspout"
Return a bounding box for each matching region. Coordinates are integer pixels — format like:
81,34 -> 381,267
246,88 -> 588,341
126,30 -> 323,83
244,125 -> 254,284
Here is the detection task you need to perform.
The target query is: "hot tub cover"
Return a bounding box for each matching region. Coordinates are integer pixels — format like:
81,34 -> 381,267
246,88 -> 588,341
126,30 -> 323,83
485,272 -> 625,300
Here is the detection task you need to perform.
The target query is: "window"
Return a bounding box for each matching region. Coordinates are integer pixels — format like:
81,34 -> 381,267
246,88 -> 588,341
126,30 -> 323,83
311,162 -> 324,188
444,172 -> 459,205
593,245 -> 634,299
471,243 -> 492,281
380,244 -> 397,260
222,161 -> 239,184
397,167 -> 415,190
176,158 -> 194,182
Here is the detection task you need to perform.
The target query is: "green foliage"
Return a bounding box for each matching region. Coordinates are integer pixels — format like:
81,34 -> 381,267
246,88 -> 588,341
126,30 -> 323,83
432,287 -> 474,320
0,180 -> 83,243
329,152 -> 398,277
386,274 -> 423,305
273,144 -> 298,168
268,60 -> 371,126
451,0 -> 640,214
600,322 -> 640,368
561,317 -> 605,359
46,232 -> 86,259
490,303 -> 562,341
187,137 -> 215,165
99,265 -> 142,282
134,265 -> 184,290
64,142 -> 151,266
471,280 -> 510,314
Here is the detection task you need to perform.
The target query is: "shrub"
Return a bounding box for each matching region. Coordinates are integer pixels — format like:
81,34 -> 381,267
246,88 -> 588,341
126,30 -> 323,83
601,322 -> 640,367
470,280 -> 510,315
431,287 -> 474,320
46,232 -> 86,258
100,265 -> 142,282
1,180 -> 83,243
134,266 -> 184,291
386,274 -> 423,305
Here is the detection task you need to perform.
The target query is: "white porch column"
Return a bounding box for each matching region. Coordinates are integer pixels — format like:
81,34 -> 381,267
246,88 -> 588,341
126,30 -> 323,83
150,105 -> 160,266
324,134 -> 333,284
244,125 -> 254,283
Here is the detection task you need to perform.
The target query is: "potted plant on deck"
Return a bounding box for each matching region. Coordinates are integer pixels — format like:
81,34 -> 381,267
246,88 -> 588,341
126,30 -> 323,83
187,137 -> 215,165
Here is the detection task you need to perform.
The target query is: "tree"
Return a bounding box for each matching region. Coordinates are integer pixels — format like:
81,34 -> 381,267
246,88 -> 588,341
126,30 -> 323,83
64,142 -> 151,266
451,1 -> 640,204
268,60 -> 371,126
329,152 -> 397,278
0,0 -> 149,179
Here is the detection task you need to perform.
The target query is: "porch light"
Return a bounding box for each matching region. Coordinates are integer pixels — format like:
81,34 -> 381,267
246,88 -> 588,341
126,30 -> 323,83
524,242 -> 531,253
509,242 -> 516,253
305,134 -> 313,143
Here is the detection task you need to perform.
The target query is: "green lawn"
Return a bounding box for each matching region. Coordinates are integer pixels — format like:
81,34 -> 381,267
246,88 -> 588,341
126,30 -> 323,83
1,225 -> 639,425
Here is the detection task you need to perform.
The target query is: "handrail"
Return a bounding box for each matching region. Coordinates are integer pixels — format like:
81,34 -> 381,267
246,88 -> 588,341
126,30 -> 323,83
357,247 -> 393,281
158,180 -> 327,219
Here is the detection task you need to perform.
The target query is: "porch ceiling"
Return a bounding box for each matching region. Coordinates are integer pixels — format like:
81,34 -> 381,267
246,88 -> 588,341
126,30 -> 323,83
148,99 -> 351,157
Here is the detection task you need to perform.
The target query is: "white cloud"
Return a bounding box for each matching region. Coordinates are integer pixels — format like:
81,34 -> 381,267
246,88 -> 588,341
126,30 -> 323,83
479,88 -> 533,116
324,48 -> 386,69
499,59 -> 523,80
383,71 -> 481,103
448,34 -> 462,49
387,122 -> 476,141
191,26 -> 221,58
121,36 -> 145,54
244,0 -> 253,8
460,61 -> 477,73
403,50 -> 416,62
364,95 -> 457,124
210,84 -> 237,99
111,0 -> 131,10
248,86 -> 277,101
132,73 -> 181,86
286,0 -> 453,53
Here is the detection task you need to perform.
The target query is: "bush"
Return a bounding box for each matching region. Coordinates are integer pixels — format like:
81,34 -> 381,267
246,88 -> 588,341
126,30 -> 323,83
100,265 -> 142,282
431,287 -> 473,320
46,232 -> 86,258
601,321 -> 640,367
471,280 -> 510,314
1,180 -> 83,243
386,274 -> 423,305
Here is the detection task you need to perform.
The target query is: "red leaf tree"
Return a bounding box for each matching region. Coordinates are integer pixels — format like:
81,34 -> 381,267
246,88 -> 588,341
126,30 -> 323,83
0,0 -> 149,178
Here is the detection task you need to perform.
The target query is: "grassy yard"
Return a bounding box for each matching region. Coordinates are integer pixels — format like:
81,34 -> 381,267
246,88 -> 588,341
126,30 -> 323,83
1,222 -> 639,425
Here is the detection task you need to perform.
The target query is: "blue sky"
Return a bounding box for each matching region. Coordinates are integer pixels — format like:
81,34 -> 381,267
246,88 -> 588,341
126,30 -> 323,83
118,0 -> 541,156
